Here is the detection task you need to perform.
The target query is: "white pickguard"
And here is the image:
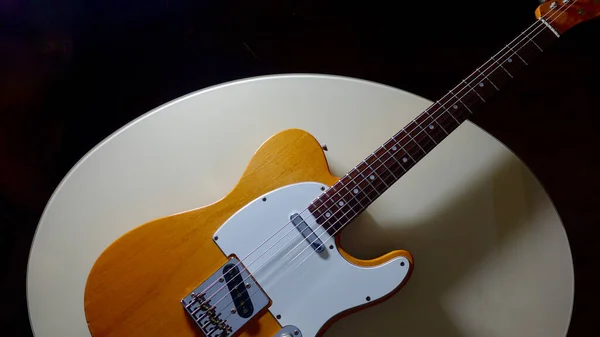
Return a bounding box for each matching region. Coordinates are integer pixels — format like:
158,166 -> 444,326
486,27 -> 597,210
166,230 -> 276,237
214,182 -> 410,337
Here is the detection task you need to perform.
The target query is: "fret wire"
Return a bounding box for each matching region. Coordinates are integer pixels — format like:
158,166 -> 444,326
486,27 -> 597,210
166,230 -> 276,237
311,19 -> 563,237
341,184 -> 365,208
414,121 -> 438,145
392,135 -> 417,162
527,36 -> 544,51
476,68 -> 499,90
432,112 -> 453,136
491,57 -> 514,78
447,94 -> 472,115
349,170 -> 374,203
426,109 -> 450,135
462,80 -> 486,102
383,144 -> 408,173
375,153 -> 398,180
404,130 -> 426,153
390,154 -> 408,172
360,168 -> 387,189
506,45 -> 528,65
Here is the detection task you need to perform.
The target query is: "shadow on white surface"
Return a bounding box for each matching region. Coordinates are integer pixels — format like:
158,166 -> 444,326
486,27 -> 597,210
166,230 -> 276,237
327,154 -> 570,337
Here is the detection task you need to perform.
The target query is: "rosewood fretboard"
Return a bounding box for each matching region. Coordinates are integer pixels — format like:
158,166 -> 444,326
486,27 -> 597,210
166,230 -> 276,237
309,19 -> 559,236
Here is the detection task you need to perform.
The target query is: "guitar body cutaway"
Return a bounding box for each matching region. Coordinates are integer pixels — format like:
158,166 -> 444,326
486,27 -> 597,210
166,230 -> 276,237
84,128 -> 414,337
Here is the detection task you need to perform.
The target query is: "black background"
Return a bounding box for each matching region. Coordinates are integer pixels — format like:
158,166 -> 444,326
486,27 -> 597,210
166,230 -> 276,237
1,1 -> 598,336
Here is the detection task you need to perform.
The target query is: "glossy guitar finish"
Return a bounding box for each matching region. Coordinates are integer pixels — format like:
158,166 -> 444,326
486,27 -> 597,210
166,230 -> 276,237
84,129 -> 414,337
84,2 -> 599,336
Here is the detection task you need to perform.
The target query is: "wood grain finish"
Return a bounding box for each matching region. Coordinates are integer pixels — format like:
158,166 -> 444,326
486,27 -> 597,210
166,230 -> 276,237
84,128 -> 413,337
536,0 -> 600,34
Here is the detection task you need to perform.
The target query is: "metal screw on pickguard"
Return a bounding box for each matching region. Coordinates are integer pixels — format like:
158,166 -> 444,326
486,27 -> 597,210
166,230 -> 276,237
329,245 -> 334,250
231,308 -> 236,314
276,314 -> 282,319
219,277 -> 224,282
321,186 -> 326,191
400,261 -> 405,266
366,296 -> 371,301
245,282 -> 251,288
294,330 -> 300,335
262,197 -> 267,202
214,236 -> 219,241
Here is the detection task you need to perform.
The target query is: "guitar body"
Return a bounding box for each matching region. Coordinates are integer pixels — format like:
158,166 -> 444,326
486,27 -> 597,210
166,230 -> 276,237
84,128 -> 414,337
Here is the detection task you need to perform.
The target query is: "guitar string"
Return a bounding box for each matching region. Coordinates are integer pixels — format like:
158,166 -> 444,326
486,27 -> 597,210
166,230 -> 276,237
206,4 -> 576,328
190,2 -> 573,328
193,6 -> 570,326
281,0 -> 576,283
191,1 -> 572,321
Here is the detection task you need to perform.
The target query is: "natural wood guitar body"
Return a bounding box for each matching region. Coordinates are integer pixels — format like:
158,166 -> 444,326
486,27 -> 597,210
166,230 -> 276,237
84,128 -> 413,337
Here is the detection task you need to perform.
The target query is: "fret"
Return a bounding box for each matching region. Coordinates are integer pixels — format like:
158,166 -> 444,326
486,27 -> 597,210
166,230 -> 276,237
476,68 -> 499,90
374,147 -> 403,177
464,70 -> 499,102
339,175 -> 365,209
322,194 -> 341,226
390,143 -> 417,170
311,19 -> 561,237
527,35 -> 543,52
423,108 -> 450,135
532,22 -> 560,48
412,117 -> 439,146
450,93 -> 473,115
358,160 -> 389,191
414,111 -> 448,146
491,57 -> 514,78
495,50 -> 527,77
430,100 -> 463,127
346,169 -> 373,204
462,80 -> 485,102
366,154 -> 397,186
446,87 -> 482,120
429,106 -> 462,135
349,168 -> 379,202
330,184 -> 353,212
512,39 -> 542,64
395,128 -> 427,161
402,125 -> 428,153
375,145 -> 407,178
404,120 -> 436,153
506,44 -> 529,65
382,141 -> 411,172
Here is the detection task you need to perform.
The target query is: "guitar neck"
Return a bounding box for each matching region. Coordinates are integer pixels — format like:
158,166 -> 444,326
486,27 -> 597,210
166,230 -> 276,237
309,18 -> 560,235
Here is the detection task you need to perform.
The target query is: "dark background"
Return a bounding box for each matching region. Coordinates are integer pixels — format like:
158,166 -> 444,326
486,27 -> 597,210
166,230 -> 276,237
1,0 -> 598,336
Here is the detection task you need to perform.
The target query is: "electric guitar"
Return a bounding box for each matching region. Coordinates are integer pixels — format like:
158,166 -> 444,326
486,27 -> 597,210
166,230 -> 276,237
83,2 -> 599,337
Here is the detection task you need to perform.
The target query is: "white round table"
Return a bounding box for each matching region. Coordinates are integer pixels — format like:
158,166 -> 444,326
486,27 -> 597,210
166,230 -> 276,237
27,74 -> 573,337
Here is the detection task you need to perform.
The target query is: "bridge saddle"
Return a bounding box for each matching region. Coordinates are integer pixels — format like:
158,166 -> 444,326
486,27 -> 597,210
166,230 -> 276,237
181,256 -> 270,336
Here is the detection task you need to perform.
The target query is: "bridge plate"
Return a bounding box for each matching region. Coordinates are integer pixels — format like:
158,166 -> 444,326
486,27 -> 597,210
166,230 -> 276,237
181,256 -> 270,336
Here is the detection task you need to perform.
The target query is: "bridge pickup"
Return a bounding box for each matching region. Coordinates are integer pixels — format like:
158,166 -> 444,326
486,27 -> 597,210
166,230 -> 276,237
181,257 -> 269,336
290,213 -> 325,253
